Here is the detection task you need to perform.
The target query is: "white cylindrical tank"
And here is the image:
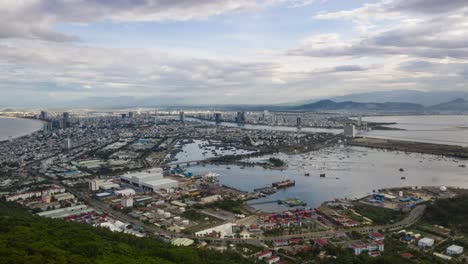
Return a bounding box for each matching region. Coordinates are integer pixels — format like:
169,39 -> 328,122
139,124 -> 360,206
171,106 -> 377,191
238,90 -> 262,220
179,207 -> 186,213
399,191 -> 404,197
440,186 -> 447,192
164,212 -> 171,218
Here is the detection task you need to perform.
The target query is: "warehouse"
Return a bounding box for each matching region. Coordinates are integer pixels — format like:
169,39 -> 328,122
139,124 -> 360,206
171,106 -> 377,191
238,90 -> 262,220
119,168 -> 178,192
37,205 -> 92,219
120,168 -> 164,187
141,178 -> 178,192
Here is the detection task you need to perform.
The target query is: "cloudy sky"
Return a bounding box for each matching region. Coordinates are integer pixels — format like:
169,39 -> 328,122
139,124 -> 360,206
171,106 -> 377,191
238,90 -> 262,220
1,0 -> 467,106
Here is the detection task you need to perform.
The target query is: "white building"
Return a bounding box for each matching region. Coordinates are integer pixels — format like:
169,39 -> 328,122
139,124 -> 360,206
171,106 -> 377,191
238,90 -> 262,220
37,205 -> 92,219
418,237 -> 434,248
344,124 -> 356,138
200,194 -> 222,204
195,223 -> 236,238
447,245 -> 464,255
142,178 -> 178,192
114,188 -> 136,196
53,192 -> 75,202
121,196 -> 134,208
120,168 -> 174,191
89,180 -> 99,191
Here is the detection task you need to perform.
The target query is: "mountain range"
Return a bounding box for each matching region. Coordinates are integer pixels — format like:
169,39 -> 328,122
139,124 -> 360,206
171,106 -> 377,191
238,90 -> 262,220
291,98 -> 468,112
291,90 -> 468,106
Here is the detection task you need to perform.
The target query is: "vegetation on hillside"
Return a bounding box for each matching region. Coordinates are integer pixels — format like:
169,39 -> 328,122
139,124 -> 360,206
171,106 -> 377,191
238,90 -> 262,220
353,204 -> 406,225
423,195 -> 468,235
0,202 -> 252,264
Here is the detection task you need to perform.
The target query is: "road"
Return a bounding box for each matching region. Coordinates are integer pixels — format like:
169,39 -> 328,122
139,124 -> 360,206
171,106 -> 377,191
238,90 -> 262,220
85,194 -> 425,246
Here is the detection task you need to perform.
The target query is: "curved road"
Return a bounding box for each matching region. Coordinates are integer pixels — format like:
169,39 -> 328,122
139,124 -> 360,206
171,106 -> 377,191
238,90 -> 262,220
87,195 -> 425,245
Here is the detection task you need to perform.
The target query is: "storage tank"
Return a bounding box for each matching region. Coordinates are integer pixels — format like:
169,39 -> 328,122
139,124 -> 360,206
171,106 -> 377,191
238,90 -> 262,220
164,212 -> 171,218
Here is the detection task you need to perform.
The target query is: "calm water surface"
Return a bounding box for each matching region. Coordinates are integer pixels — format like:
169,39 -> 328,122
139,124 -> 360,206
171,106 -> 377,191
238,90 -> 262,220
361,115 -> 468,146
0,117 -> 43,141
183,143 -> 468,212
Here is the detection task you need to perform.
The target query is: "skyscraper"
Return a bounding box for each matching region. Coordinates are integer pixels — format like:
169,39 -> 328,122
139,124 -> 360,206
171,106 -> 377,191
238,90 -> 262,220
214,113 -> 222,124
236,111 -> 246,124
128,112 -> 134,118
296,117 -> 302,128
39,111 -> 48,120
64,138 -> 72,151
62,112 -> 70,129
179,111 -> 185,123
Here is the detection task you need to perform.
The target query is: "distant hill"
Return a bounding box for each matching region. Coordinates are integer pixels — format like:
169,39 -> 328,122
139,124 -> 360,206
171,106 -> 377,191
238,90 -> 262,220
428,98 -> 468,111
292,100 -> 424,111
292,90 -> 468,106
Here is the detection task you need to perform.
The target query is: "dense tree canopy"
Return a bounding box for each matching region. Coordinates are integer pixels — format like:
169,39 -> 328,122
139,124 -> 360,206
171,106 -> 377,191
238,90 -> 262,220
0,202 -> 252,264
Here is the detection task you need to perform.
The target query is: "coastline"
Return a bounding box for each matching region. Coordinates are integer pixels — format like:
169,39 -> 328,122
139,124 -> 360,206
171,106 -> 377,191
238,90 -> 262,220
0,116 -> 44,142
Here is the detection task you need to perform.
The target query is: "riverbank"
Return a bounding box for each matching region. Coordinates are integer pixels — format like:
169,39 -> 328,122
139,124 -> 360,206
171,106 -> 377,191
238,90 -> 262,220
349,137 -> 468,159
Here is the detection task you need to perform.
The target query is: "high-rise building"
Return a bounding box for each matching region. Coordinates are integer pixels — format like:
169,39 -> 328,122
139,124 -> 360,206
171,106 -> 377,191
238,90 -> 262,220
214,113 -> 222,123
357,116 -> 362,127
262,110 -> 269,121
42,122 -> 52,132
39,111 -> 48,120
64,138 -> 72,151
296,117 -> 302,128
89,180 -> 100,191
236,111 -> 246,124
62,112 -> 70,128
344,124 -> 356,138
179,111 -> 185,123
128,111 -> 134,118
121,113 -> 127,119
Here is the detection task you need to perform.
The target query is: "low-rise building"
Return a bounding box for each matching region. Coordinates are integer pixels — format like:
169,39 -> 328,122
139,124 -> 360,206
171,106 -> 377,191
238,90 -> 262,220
369,232 -> 385,241
255,250 -> 272,260
446,245 -> 464,255
265,255 -> 280,264
418,237 -> 434,248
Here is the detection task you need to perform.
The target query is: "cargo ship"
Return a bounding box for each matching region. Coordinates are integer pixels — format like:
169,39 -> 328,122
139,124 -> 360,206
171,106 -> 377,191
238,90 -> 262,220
272,179 -> 295,189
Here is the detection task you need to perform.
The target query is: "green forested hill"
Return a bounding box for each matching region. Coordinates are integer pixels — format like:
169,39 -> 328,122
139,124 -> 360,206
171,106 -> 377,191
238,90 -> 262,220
0,202 -> 251,264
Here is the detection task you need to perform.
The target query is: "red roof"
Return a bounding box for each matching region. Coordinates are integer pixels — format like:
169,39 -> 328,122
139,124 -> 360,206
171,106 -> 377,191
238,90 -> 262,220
371,232 -> 384,238
401,253 -> 413,258
314,238 -> 328,247
255,250 -> 271,257
266,256 -> 280,261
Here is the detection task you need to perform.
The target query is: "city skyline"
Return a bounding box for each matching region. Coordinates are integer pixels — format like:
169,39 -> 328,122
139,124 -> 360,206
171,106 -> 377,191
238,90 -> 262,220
1,0 -> 468,106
